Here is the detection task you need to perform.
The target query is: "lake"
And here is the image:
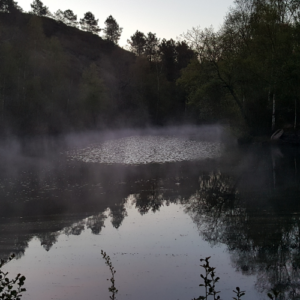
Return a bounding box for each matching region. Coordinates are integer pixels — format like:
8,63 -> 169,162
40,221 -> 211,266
0,126 -> 299,300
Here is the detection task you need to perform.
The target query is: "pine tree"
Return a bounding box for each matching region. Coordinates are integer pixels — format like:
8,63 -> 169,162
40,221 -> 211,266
127,30 -> 146,56
80,12 -> 101,35
30,0 -> 49,16
0,0 -> 22,13
145,32 -> 160,62
103,15 -> 122,44
63,9 -> 78,27
54,9 -> 64,22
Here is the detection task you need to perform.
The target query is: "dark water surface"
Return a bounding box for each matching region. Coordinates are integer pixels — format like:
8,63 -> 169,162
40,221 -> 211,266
0,126 -> 300,300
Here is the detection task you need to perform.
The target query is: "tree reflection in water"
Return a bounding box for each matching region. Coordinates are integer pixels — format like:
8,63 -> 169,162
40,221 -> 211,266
133,179 -> 167,215
63,220 -> 86,236
38,232 -> 59,251
86,213 -> 107,234
184,172 -> 241,247
183,171 -> 300,299
109,202 -> 127,229
1,148 -> 300,299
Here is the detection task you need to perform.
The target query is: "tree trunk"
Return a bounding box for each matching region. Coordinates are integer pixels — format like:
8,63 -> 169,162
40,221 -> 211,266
272,92 -> 276,131
294,98 -> 297,130
2,78 -> 5,120
155,61 -> 162,121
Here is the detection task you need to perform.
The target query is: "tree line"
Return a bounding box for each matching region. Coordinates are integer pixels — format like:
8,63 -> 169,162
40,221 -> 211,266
178,0 -> 300,135
1,0 -> 300,136
0,0 -> 196,135
0,0 -> 123,44
125,0 -> 300,136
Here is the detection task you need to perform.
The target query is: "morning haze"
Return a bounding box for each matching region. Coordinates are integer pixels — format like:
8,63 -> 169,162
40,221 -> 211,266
0,0 -> 299,300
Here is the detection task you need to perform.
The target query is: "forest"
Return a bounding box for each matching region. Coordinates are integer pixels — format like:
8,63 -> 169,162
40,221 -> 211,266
1,0 -> 300,137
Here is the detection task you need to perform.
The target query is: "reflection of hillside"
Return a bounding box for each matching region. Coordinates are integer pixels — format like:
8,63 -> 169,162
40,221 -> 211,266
0,159 -> 203,260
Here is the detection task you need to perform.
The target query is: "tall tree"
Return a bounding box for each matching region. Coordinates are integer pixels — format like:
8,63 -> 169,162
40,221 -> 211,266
144,32 -> 160,62
159,39 -> 177,81
127,30 -> 146,56
103,15 -> 122,44
175,41 -> 195,70
30,0 -> 49,16
179,0 -> 300,133
80,12 -> 100,35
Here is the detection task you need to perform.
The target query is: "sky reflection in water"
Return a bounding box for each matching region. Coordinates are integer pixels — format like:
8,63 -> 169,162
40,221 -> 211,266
3,202 -> 258,300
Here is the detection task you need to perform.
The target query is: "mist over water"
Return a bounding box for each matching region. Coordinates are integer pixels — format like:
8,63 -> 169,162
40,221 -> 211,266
0,125 -> 299,300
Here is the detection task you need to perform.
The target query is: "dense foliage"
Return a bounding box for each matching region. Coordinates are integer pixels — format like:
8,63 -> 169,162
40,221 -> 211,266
0,11 -> 193,134
1,0 -> 300,135
179,0 -> 300,135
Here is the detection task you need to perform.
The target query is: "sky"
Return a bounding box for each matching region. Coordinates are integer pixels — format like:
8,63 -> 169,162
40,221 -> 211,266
17,0 -> 234,46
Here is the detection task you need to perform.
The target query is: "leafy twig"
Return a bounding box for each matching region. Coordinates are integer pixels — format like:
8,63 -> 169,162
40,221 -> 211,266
0,254 -> 26,300
101,250 -> 118,300
193,256 -> 221,300
194,257 -> 246,300
233,286 -> 245,300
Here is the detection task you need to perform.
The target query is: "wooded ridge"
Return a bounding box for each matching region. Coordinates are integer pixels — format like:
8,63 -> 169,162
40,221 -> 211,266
1,0 -> 300,137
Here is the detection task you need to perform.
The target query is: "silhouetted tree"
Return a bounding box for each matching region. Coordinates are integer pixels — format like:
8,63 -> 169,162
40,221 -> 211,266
145,32 -> 160,62
63,9 -> 78,27
80,12 -> 100,34
0,0 -> 21,13
30,0 -> 49,16
54,9 -> 64,22
159,39 -> 177,81
127,30 -> 146,56
54,9 -> 77,27
175,41 -> 195,70
103,15 -> 122,44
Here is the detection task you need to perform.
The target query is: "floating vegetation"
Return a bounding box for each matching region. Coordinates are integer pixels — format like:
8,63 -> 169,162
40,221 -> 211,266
66,136 -> 222,164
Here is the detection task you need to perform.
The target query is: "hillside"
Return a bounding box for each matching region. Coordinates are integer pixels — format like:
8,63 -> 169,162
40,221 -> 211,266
0,12 -> 144,135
